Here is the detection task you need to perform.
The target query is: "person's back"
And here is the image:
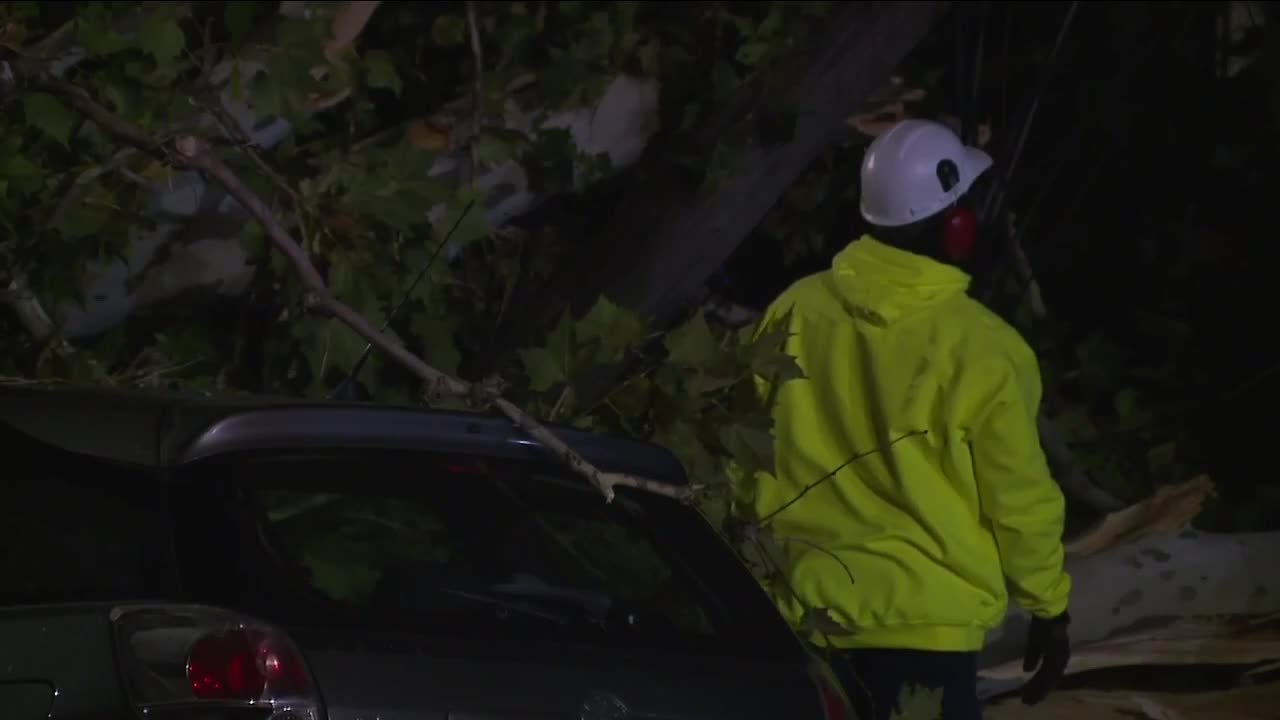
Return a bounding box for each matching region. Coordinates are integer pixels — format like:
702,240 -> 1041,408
735,120 -> 1072,720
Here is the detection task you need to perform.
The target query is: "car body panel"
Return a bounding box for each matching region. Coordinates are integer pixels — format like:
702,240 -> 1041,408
0,384 -> 686,481
293,630 -> 820,720
0,682 -> 55,720
0,604 -> 129,719
1,384 -> 831,720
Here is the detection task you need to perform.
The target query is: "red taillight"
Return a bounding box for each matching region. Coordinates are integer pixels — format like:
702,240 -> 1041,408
111,605 -> 321,720
820,680 -> 849,719
187,627 -> 311,700
812,663 -> 853,720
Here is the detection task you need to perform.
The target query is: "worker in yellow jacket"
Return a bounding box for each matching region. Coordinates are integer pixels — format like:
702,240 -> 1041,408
736,119 -> 1071,719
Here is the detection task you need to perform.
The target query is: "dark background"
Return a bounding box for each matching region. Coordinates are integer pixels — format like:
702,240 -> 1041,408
711,1 -> 1280,531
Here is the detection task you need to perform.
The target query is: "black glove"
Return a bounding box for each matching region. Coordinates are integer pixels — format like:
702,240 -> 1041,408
1021,611 -> 1071,705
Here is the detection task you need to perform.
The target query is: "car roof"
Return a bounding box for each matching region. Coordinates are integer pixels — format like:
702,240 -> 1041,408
0,383 -> 688,484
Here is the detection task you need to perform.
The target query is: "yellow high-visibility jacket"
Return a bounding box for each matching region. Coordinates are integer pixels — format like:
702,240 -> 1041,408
735,235 -> 1071,652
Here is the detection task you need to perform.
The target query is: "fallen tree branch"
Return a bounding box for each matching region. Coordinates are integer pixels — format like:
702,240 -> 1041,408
1065,475 -> 1215,558
7,65 -> 692,505
464,0 -> 484,182
981,617 -> 1280,681
978,475 -> 1280,699
986,680 -> 1280,720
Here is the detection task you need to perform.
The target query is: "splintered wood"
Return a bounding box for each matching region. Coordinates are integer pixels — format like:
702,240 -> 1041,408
981,619 -> 1280,681
985,680 -> 1280,720
1065,475 -> 1217,558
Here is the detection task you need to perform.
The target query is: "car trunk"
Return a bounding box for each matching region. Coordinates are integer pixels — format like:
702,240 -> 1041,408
174,450 -> 829,719
295,630 -> 823,720
0,604 -> 129,720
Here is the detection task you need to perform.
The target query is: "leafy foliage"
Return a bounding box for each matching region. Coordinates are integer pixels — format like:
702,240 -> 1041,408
0,0 -> 832,394
510,297 -> 802,525
0,1 -> 831,589
10,11 -> 1272,709
0,1 -> 845,490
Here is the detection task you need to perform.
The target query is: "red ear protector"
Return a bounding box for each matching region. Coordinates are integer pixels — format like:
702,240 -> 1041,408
936,159 -> 978,262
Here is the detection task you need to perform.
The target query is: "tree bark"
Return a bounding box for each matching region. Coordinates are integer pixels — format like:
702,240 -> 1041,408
977,479 -> 1280,699
480,1 -> 952,371
985,680 -> 1280,720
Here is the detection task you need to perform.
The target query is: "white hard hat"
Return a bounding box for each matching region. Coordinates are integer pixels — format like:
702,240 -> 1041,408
859,119 -> 994,227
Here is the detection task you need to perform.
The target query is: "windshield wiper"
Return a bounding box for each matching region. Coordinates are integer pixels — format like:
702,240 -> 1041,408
440,576 -> 637,632
439,586 -> 579,625
489,574 -> 613,618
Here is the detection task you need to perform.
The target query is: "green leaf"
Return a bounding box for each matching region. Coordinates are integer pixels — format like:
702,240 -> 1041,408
476,128 -> 522,167
537,55 -> 592,108
431,15 -> 467,46
712,61 -> 739,98
139,14 -> 186,64
545,311 -> 575,363
520,347 -> 565,392
433,188 -> 491,247
720,421 -> 775,476
891,686 -> 944,720
22,93 -> 75,148
742,318 -> 804,383
518,311 -> 576,394
1114,387 -> 1139,419
411,312 -> 462,377
1,153 -> 44,197
364,49 -> 402,96
225,1 -> 260,45
654,419 -> 719,485
576,296 -> 649,362
55,201 -> 114,241
680,103 -> 701,132
735,42 -> 770,67
250,71 -> 284,119
76,4 -> 130,56
326,322 -> 369,375
665,311 -> 723,368
299,537 -> 383,603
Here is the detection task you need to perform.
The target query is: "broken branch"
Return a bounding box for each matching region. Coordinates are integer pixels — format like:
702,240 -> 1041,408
9,64 -> 692,505
465,0 -> 484,181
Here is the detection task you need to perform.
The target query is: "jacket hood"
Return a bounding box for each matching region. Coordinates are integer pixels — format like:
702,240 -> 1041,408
831,235 -> 972,326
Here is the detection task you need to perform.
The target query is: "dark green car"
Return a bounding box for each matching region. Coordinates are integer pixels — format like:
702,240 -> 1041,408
1,384 -> 851,720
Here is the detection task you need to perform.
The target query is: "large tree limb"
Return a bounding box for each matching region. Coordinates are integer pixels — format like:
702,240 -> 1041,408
981,616 -> 1280,681
978,477 -> 1280,699
986,680 -> 1280,720
483,1 -> 951,371
5,64 -> 691,505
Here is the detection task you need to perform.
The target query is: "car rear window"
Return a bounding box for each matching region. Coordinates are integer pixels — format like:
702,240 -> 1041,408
1,421 -> 173,606
175,450 -> 799,658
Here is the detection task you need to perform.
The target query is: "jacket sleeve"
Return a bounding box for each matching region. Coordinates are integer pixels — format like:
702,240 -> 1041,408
970,344 -> 1072,619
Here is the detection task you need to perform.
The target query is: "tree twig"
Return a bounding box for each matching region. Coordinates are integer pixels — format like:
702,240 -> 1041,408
465,0 -> 484,181
10,66 -> 692,505
759,430 -> 928,525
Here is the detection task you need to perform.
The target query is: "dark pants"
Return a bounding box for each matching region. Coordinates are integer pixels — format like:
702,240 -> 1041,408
831,648 -> 982,720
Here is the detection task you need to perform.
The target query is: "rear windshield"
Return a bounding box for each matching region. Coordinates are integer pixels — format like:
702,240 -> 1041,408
175,450 -> 798,658
2,421 -> 173,606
